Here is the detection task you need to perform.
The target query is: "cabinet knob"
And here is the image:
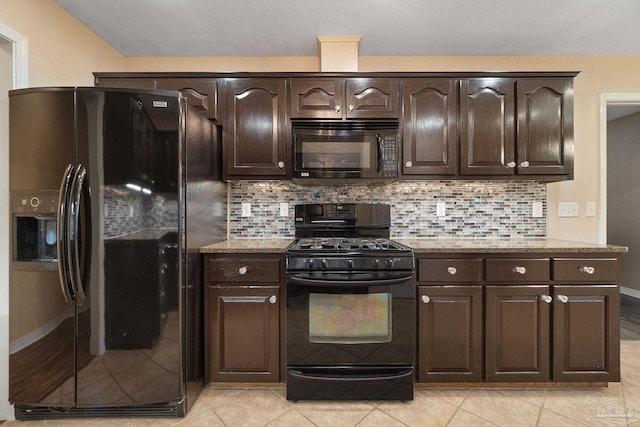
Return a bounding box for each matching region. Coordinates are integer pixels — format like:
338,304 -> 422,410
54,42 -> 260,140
335,105 -> 341,112
447,266 -> 457,275
579,266 -> 596,275
421,295 -> 430,304
277,161 -> 285,169
348,104 -> 354,112
519,161 -> 530,168
269,295 -> 278,304
514,266 -> 527,275
405,161 -> 413,168
238,266 -> 248,275
506,161 -> 516,168
541,295 -> 553,304
557,295 -> 569,304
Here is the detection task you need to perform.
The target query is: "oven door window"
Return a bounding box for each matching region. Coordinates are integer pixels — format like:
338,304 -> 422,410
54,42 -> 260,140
300,141 -> 371,170
308,292 -> 391,344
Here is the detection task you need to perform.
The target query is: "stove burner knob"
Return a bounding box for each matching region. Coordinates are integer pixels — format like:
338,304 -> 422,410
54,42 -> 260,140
321,259 -> 328,270
347,259 -> 353,269
372,259 -> 380,268
307,259 -> 314,269
386,258 -> 395,268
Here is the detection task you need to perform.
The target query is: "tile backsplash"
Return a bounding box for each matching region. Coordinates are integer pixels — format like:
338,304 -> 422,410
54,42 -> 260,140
229,180 -> 547,239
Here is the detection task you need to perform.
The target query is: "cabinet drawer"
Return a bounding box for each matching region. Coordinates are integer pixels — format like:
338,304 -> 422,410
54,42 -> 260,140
553,258 -> 618,282
485,259 -> 550,283
418,259 -> 482,283
208,258 -> 281,283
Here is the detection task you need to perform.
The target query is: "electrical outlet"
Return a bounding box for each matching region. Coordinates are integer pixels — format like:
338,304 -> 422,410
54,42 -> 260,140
436,202 -> 446,217
558,202 -> 578,217
241,202 -> 251,217
532,201 -> 543,218
585,202 -> 596,217
279,202 -> 289,217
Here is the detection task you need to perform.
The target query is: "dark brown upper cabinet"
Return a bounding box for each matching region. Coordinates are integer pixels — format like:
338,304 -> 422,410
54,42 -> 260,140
290,78 -> 400,119
460,77 -> 573,178
402,79 -> 458,176
516,79 -> 573,176
155,78 -> 218,120
460,78 -> 517,175
221,78 -> 288,179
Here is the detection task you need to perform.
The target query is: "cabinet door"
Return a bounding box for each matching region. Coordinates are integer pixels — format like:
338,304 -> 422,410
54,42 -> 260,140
460,79 -> 516,175
156,78 -> 218,120
345,78 -> 400,119
209,285 -> 280,382
516,79 -> 573,176
485,285 -> 551,382
417,286 -> 483,382
552,285 -> 620,382
290,78 -> 343,119
222,78 -> 288,178
402,79 -> 458,176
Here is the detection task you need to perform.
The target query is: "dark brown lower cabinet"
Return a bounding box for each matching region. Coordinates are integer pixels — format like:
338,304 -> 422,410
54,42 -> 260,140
553,285 -> 620,382
417,286 -> 483,382
485,285 -> 551,382
208,285 -> 280,382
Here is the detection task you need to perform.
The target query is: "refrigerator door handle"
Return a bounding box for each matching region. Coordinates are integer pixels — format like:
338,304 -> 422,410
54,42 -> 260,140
56,164 -> 75,303
68,164 -> 91,305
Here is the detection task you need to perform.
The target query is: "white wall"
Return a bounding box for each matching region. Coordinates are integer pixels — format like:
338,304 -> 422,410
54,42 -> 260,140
0,36 -> 12,421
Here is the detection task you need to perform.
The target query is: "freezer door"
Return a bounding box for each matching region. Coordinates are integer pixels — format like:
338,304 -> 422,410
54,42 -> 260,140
74,89 -> 184,407
8,88 -> 76,406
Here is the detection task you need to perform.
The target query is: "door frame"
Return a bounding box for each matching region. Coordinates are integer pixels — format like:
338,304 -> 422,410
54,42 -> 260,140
0,22 -> 28,88
598,93 -> 640,244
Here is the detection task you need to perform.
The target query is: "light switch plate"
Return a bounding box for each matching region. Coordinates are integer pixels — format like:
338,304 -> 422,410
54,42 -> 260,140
585,202 -> 596,217
532,201 -> 543,218
558,202 -> 578,217
436,202 -> 446,217
279,202 -> 289,217
241,202 -> 251,217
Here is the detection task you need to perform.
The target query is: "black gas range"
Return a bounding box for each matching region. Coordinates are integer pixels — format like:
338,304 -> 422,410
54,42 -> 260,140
285,203 -> 415,401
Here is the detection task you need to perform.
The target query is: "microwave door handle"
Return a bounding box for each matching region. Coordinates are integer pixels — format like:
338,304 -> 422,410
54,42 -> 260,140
56,164 -> 75,303
376,135 -> 383,172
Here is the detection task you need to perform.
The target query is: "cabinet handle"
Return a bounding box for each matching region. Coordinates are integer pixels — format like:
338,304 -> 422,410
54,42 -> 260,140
579,266 -> 595,275
348,104 -> 354,112
335,105 -> 341,112
506,161 -> 516,168
405,161 -> 413,168
238,266 -> 248,275
557,295 -> 569,304
277,161 -> 285,169
514,266 -> 527,275
541,295 -> 552,304
269,295 -> 277,304
519,161 -> 530,168
447,267 -> 457,275
421,295 -> 430,304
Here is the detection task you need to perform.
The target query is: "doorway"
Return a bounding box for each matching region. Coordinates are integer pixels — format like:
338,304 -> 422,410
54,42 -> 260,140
603,95 -> 640,297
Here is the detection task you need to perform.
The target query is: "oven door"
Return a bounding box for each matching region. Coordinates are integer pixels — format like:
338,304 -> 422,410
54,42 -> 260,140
286,271 -> 415,367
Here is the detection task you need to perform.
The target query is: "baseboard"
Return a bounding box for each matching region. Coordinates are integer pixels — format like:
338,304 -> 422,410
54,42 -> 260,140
621,286 -> 640,299
9,307 -> 74,355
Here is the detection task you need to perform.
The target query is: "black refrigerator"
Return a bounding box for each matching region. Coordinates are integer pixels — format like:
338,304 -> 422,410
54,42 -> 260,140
8,87 -> 226,419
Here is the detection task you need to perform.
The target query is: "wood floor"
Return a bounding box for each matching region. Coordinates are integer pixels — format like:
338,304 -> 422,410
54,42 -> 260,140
621,293 -> 640,340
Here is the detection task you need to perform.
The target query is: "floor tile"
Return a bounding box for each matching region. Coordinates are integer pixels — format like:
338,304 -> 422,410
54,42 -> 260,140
293,401 -> 375,427
211,389 -> 291,427
446,408 -> 499,426
544,386 -> 626,426
460,389 -> 542,426
377,393 -> 458,426
356,408 -> 409,426
265,409 -> 316,426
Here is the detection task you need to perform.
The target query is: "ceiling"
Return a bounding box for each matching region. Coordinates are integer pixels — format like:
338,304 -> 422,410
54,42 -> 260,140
52,0 -> 640,57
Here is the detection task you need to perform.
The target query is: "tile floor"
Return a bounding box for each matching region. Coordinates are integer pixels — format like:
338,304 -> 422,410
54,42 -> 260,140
4,339 -> 640,426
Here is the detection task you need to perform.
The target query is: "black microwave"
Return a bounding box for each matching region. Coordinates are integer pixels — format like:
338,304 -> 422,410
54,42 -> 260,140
292,121 -> 399,183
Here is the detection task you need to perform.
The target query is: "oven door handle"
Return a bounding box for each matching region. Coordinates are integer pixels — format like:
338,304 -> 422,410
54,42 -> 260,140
288,369 -> 413,382
286,275 -> 414,287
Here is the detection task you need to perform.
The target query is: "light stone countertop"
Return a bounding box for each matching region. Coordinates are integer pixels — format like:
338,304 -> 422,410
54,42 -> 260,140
200,238 -> 293,254
199,238 -> 627,254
